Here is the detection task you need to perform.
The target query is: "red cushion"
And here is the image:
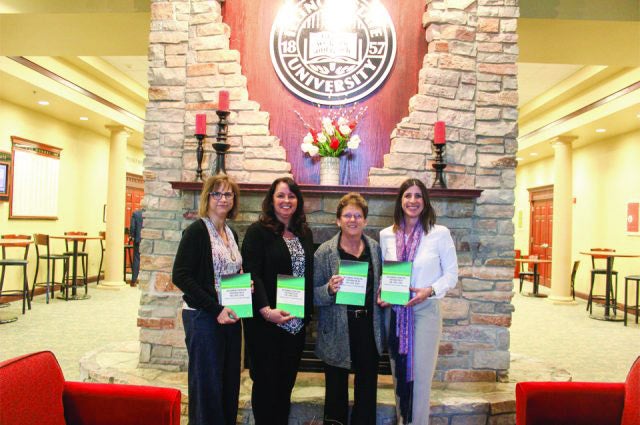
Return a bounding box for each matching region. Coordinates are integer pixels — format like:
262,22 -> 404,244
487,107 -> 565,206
63,381 -> 181,425
0,351 -> 66,425
516,381 -> 625,425
622,356 -> 640,425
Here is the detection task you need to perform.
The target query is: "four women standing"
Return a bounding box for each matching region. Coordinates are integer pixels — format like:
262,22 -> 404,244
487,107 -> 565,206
172,176 -> 458,425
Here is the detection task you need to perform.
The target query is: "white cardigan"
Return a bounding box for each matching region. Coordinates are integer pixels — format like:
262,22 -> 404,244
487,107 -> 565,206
379,224 -> 458,299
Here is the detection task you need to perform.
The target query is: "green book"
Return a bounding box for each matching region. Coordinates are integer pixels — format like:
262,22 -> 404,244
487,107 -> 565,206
336,260 -> 368,306
220,273 -> 253,318
381,260 -> 412,305
276,274 -> 305,318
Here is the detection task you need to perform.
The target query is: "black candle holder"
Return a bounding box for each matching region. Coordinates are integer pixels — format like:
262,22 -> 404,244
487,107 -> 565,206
431,143 -> 447,188
195,133 -> 206,181
212,110 -> 231,175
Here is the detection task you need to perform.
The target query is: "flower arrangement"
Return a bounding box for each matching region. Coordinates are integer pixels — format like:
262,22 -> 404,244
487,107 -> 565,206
295,105 -> 367,158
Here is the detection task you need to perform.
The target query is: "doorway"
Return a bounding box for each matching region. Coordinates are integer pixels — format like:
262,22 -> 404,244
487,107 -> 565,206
528,185 -> 553,287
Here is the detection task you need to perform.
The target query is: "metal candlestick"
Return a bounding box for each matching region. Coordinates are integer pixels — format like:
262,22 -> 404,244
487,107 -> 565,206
195,134 -> 206,181
431,143 -> 447,188
212,110 -> 231,175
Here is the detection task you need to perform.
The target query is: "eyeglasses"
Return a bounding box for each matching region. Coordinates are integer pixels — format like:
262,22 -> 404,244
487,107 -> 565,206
210,191 -> 234,200
341,213 -> 364,221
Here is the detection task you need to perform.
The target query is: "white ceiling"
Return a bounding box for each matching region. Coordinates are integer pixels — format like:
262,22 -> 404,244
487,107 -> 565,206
517,63 -> 584,106
102,56 -> 149,89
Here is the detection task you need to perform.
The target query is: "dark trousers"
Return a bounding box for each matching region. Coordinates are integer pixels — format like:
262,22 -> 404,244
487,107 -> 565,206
183,309 -> 241,425
243,318 -> 306,425
324,314 -> 379,425
131,242 -> 140,282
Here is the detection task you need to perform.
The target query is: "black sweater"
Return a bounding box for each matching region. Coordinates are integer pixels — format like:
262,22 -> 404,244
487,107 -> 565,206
171,218 -> 239,317
241,221 -> 314,322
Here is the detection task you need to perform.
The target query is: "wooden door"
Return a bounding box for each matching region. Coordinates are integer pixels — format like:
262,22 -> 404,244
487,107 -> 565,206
528,186 -> 553,287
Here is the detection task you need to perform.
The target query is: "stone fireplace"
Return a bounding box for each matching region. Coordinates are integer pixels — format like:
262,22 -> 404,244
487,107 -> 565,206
138,0 -> 518,384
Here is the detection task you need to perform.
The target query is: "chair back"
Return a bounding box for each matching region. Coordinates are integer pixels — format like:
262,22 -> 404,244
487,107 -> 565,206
590,248 -> 615,269
99,231 -> 106,250
64,231 -> 87,252
33,233 -> 51,257
0,351 -> 66,425
1,234 -> 30,260
571,260 -> 580,283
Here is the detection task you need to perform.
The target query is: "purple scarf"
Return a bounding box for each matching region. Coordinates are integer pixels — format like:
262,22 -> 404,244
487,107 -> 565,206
389,221 -> 422,423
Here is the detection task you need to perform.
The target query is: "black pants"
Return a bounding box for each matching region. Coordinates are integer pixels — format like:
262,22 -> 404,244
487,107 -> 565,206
324,313 -> 379,425
243,318 -> 306,425
183,309 -> 241,425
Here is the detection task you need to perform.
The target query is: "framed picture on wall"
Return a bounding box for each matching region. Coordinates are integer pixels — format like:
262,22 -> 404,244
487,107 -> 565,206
0,150 -> 10,201
627,200 -> 640,236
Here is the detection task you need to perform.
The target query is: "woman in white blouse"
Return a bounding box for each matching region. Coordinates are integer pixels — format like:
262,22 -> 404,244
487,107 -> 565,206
378,178 -> 458,425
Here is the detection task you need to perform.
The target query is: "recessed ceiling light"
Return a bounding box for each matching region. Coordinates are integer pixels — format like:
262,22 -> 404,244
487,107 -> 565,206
530,152 -> 538,156
37,100 -> 49,106
516,157 -> 523,161
79,116 -> 89,121
595,128 -> 606,133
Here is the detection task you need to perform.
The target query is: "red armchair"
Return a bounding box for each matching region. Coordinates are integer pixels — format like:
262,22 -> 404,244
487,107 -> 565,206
0,351 -> 181,425
516,356 -> 639,425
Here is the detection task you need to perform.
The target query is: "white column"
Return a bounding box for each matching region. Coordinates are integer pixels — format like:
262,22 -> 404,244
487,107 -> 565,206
549,136 -> 576,303
100,125 -> 131,288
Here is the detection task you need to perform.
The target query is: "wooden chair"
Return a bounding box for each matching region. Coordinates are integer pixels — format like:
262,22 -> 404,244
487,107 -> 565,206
32,234 -> 68,304
96,232 -> 133,285
587,248 -> 618,314
0,235 -> 31,314
519,255 -> 539,293
570,260 -> 580,300
96,231 -> 106,286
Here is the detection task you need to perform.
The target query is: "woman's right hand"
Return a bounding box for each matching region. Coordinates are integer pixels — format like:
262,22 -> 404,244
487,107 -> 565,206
327,275 -> 344,295
260,306 -> 293,324
217,307 -> 239,325
376,287 -> 390,308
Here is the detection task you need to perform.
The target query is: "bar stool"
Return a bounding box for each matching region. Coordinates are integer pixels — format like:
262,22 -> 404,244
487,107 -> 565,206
624,275 -> 640,326
0,235 -> 31,314
32,234 -> 68,304
570,260 -> 580,300
62,231 -> 89,292
519,255 -> 538,293
587,248 -> 618,314
96,231 -> 106,285
124,240 -> 134,283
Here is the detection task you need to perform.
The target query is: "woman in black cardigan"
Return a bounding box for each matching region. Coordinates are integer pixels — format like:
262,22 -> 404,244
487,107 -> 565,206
242,177 -> 314,425
172,175 -> 243,425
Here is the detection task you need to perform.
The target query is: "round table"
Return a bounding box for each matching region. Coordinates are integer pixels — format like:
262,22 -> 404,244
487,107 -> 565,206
579,251 -> 639,321
515,258 -> 552,298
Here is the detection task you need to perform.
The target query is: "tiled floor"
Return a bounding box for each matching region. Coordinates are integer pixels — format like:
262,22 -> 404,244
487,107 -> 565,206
1,281 -> 639,382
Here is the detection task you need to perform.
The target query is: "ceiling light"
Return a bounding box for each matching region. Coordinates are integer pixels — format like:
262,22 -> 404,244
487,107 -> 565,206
530,152 -> 538,156
595,128 -> 606,133
516,157 -> 523,161
79,116 -> 89,121
37,100 -> 49,106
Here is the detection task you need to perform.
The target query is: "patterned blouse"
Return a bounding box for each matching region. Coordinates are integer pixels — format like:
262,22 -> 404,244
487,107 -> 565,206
279,236 -> 305,334
202,217 -> 242,300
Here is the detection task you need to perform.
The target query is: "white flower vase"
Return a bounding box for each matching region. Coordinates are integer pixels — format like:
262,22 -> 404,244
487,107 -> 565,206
319,156 -> 340,186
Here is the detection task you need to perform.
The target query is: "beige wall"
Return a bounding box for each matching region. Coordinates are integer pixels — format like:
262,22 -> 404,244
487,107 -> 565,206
0,99 -> 144,292
514,129 -> 640,299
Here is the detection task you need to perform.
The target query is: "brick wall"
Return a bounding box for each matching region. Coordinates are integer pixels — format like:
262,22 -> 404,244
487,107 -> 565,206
139,0 -> 517,381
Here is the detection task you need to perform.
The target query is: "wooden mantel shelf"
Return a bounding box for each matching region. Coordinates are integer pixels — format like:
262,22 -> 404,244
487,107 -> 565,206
170,181 -> 482,199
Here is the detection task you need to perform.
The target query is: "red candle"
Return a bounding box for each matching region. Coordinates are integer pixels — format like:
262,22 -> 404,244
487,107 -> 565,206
434,121 -> 446,145
218,90 -> 230,111
195,114 -> 207,135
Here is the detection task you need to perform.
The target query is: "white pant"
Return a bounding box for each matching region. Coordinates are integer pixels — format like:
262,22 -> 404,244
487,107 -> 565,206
388,299 -> 442,425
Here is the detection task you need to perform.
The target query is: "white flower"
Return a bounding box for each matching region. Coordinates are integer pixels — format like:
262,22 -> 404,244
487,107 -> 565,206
337,117 -> 348,126
347,134 -> 361,149
317,133 -> 328,144
339,124 -> 351,136
301,142 -> 311,153
322,117 -> 335,136
303,133 -> 314,144
307,144 -> 320,157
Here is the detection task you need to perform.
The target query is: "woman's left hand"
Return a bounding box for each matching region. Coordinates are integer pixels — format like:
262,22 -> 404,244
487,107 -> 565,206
406,286 -> 433,307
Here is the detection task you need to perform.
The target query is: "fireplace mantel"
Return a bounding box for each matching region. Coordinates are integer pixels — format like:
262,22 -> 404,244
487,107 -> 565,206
170,181 -> 482,199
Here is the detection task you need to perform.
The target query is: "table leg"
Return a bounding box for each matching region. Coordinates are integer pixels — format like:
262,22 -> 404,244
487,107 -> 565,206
63,239 -> 90,301
533,263 -> 539,294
